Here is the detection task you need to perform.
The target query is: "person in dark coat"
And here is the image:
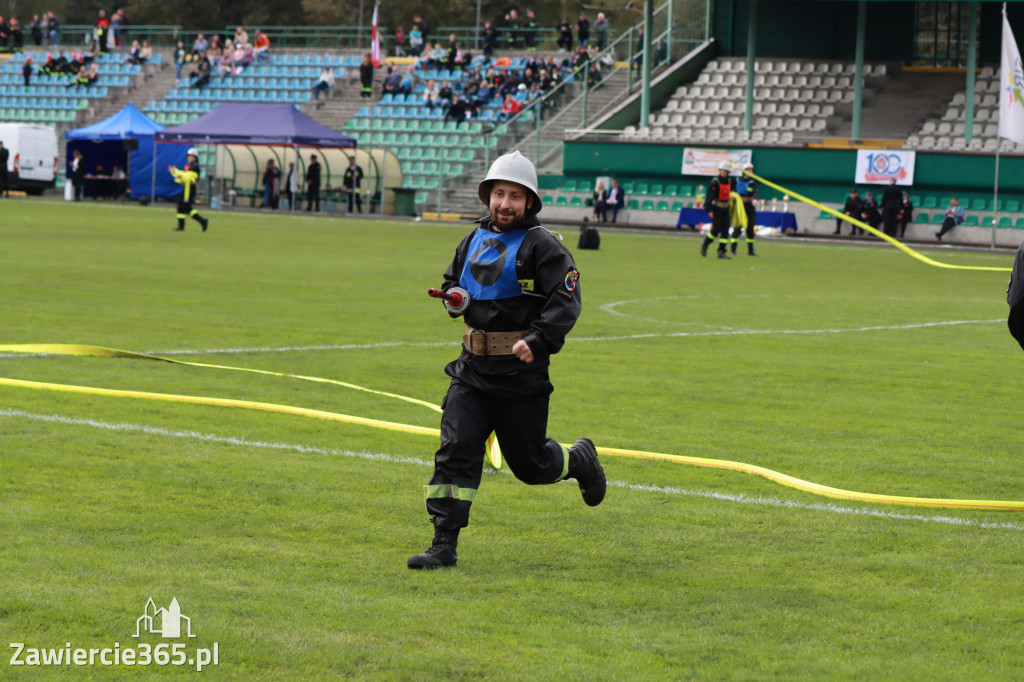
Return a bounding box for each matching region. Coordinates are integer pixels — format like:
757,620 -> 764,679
880,178 -> 903,238
305,154 -> 321,211
359,52 -> 373,98
835,188 -> 862,235
0,140 -> 9,197
860,191 -> 880,234
897,192 -> 914,240
1007,241 -> 1024,351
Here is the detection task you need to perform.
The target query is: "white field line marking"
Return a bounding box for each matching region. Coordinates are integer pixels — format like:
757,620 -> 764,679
0,318 -> 998,360
2,407 -> 1021,532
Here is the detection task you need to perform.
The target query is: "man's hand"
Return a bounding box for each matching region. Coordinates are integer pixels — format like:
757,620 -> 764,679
512,339 -> 534,363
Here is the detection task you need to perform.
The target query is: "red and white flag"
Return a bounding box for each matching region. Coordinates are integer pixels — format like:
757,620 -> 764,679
370,5 -> 381,68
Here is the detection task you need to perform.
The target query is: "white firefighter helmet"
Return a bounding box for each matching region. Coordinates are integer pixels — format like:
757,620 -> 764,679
743,162 -> 754,170
478,150 -> 542,216
718,160 -> 732,171
186,147 -> 199,157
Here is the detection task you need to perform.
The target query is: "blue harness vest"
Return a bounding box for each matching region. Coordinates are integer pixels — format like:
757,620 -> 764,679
736,179 -> 754,197
459,227 -> 529,300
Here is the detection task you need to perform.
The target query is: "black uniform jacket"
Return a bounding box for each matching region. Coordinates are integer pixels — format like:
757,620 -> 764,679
442,214 -> 582,374
1007,241 -> 1024,351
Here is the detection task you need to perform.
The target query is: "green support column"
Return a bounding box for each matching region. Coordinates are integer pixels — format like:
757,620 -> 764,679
852,0 -> 866,140
666,0 -> 674,64
744,0 -> 758,134
965,1 -> 979,143
640,0 -> 654,128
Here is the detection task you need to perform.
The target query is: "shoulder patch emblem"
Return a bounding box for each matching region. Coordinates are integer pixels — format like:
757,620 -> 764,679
564,268 -> 580,292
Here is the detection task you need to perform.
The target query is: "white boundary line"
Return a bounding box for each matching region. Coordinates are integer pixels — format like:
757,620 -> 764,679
2,407 -> 1021,532
0,318 -> 998,359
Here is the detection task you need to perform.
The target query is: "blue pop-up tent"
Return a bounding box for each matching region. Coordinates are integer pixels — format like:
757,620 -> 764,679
65,103 -> 186,200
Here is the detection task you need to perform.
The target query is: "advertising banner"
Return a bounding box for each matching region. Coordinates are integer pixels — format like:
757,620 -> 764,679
855,149 -> 915,185
681,148 -> 753,176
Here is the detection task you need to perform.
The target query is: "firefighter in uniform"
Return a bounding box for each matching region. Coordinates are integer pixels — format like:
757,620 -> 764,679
408,150 -> 606,570
700,161 -> 733,259
730,162 -> 758,256
168,148 -> 208,232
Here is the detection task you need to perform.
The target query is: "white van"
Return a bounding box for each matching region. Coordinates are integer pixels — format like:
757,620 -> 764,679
0,123 -> 59,194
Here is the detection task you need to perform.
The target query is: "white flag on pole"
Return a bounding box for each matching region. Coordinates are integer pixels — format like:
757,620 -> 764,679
371,5 -> 381,68
999,11 -> 1024,144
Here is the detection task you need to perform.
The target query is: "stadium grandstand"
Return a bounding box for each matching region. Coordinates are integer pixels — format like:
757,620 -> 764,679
1,0 -> 1024,246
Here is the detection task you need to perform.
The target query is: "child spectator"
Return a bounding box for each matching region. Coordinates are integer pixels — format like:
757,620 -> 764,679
173,41 -> 185,79
394,26 -> 406,57
312,66 -> 335,101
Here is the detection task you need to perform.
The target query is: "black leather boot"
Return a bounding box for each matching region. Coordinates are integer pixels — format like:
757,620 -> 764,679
407,523 -> 459,569
567,438 -> 606,507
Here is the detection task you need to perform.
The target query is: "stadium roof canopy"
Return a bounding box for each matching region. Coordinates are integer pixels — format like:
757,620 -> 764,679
155,103 -> 356,148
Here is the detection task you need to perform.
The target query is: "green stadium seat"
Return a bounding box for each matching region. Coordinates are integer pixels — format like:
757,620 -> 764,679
970,198 -> 988,211
671,201 -> 684,211
563,179 -> 577,192
1014,217 -> 1024,229
981,216 -> 995,227
994,199 -> 1005,212
922,196 -> 938,209
623,182 -> 636,193
817,210 -> 831,219
910,195 -> 921,206
663,184 -> 679,197
1006,200 -> 1021,213
998,216 -> 1013,228
635,183 -> 650,195
680,185 -> 694,197
569,196 -> 583,207
933,213 -> 947,225
656,201 -> 670,211
542,195 -> 554,204
649,184 -> 664,196
627,199 -> 640,209
915,212 -> 928,223
962,215 -> 979,226
640,200 -> 655,210
555,196 -> 568,206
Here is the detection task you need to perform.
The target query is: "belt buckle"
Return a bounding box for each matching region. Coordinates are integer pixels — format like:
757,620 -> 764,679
470,328 -> 488,357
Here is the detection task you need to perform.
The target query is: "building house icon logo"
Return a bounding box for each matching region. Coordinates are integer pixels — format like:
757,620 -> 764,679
133,597 -> 197,639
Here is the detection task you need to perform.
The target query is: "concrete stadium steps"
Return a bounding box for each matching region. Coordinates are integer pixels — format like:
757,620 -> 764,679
831,67 -> 963,141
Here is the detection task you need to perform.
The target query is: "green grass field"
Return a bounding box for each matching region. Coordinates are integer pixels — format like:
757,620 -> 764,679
2,200 -> 1023,680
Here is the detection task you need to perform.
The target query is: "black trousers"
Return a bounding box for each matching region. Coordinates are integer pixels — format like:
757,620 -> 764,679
426,362 -> 567,531
882,208 -> 899,237
704,205 -> 730,251
732,200 -> 756,241
306,184 -> 319,211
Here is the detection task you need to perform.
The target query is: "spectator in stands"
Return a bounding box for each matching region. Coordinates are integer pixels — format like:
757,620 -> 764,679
65,65 -> 89,88
593,180 -> 608,222
632,27 -> 645,73
413,14 -> 431,47
437,80 -> 454,108
835,188 -> 862,235
557,17 -> 573,52
30,15 -> 42,45
0,17 -> 10,49
47,12 -> 60,46
482,20 -> 498,58
86,63 -> 99,86
607,178 -> 625,222
218,43 -> 235,76
445,35 -> 459,69
189,55 -> 211,89
139,40 -> 153,64
110,10 -> 122,48
192,33 -> 209,58
409,25 -> 423,57
174,41 -> 185,79
382,65 -> 405,97
936,197 -> 965,241
305,154 -> 321,211
343,156 -> 364,213
115,8 -> 131,47
880,177 -> 902,238
262,158 -> 280,209
577,12 -> 590,49
594,13 -> 609,51
234,42 -> 254,68
524,9 -> 539,49
283,162 -> 298,208
253,30 -> 270,61
206,36 -> 223,69
126,40 -> 143,64
312,66 -> 335,101
444,94 -> 469,128
504,10 -> 520,49
394,26 -> 406,57
10,17 -> 22,48
95,9 -> 111,53
359,52 -> 374,98
401,65 -> 420,93
898,192 -> 914,240
860,191 -> 880,233
653,38 -> 667,67
495,93 -> 522,123
234,27 -> 248,48
22,56 -> 32,89
422,78 -> 440,108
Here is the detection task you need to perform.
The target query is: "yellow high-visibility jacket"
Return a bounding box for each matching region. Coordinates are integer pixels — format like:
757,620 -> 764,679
170,165 -> 199,201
